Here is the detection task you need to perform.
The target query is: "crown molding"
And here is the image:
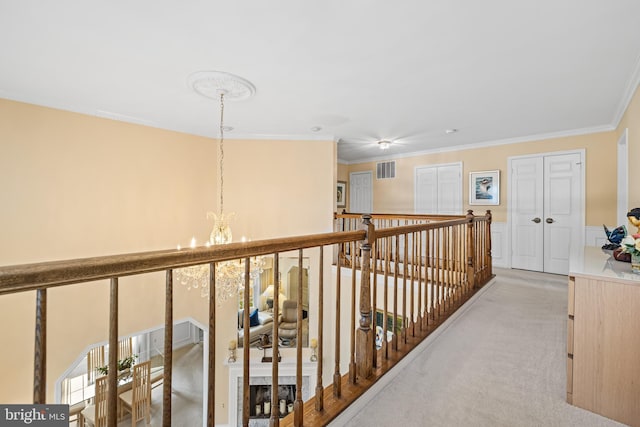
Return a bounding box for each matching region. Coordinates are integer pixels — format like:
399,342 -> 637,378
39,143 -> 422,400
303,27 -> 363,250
611,53 -> 640,127
340,124 -> 616,165
95,110 -> 156,127
220,132 -> 335,142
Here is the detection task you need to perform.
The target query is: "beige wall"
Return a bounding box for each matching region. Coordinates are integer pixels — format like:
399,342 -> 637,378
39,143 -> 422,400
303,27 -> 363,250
618,83 -> 640,210
0,98 -> 214,405
344,131 -> 617,224
0,98 -> 335,423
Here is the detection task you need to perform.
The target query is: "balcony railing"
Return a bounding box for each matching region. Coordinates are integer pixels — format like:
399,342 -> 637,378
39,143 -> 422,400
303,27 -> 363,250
0,210 -> 492,427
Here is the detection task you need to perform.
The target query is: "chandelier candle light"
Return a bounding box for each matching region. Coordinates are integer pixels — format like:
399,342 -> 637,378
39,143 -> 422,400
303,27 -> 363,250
176,71 -> 264,302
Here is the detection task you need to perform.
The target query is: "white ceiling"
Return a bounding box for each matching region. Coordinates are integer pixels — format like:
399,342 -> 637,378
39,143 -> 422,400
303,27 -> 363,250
1,1 -> 639,163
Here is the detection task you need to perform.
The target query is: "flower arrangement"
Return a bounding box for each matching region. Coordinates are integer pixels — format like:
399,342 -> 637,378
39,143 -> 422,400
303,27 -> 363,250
96,355 -> 137,375
620,234 -> 640,256
621,234 -> 640,274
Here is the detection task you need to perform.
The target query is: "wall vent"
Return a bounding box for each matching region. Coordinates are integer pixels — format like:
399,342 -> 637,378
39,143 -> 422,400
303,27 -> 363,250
376,161 -> 396,179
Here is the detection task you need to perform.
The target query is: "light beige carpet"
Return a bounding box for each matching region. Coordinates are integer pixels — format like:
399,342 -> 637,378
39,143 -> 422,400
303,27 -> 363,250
336,268 -> 626,427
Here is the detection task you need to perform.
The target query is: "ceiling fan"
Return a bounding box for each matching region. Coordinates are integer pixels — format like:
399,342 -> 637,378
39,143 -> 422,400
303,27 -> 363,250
337,127 -> 461,161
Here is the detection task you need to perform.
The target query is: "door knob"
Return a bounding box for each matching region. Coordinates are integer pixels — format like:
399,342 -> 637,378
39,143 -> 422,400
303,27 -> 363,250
546,218 -> 554,224
531,217 -> 541,223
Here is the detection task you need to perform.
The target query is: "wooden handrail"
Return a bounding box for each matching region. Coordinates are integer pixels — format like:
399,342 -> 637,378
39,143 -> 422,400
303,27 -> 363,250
0,231 -> 364,294
372,218 -> 469,239
2,212 -> 493,427
335,212 -> 465,221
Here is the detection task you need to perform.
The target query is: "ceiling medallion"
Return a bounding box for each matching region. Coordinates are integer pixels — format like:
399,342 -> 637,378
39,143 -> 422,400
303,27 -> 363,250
188,71 -> 256,101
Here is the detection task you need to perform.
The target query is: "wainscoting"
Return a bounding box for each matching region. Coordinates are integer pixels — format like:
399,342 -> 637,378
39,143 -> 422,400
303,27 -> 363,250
490,222 -> 508,269
585,225 -> 610,248
490,222 -> 609,270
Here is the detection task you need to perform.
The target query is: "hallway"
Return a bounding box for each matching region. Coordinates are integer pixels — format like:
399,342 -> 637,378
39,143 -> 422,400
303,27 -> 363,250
333,268 -> 625,427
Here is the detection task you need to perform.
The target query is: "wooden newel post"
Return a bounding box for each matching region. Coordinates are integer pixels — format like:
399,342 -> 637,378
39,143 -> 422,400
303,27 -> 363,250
466,210 -> 476,289
356,215 -> 375,380
486,210 -> 493,279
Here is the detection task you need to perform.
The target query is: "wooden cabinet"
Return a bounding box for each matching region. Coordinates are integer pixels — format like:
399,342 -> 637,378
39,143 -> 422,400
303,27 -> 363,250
567,247 -> 640,427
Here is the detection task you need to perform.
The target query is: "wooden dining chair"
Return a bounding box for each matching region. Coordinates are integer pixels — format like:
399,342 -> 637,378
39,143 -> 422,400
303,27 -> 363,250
119,360 -> 151,426
87,346 -> 105,384
118,337 -> 133,360
79,375 -> 108,427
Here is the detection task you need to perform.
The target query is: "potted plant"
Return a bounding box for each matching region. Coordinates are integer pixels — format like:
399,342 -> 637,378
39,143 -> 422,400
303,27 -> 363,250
96,355 -> 137,376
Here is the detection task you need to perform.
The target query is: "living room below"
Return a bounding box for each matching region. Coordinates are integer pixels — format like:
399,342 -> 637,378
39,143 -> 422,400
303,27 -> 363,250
237,254 -> 310,349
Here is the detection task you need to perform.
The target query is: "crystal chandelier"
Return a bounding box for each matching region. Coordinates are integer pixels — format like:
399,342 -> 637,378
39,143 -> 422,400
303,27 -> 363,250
176,71 -> 263,303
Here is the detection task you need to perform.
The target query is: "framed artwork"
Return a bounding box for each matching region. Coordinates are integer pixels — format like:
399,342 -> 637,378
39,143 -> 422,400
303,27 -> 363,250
375,309 -> 403,333
336,181 -> 347,208
469,170 -> 500,205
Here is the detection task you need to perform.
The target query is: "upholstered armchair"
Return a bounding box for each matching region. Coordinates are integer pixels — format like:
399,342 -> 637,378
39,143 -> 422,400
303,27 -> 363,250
278,300 -> 297,345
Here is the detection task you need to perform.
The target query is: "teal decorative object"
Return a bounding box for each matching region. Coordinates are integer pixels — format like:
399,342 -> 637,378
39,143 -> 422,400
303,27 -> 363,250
602,224 -> 627,250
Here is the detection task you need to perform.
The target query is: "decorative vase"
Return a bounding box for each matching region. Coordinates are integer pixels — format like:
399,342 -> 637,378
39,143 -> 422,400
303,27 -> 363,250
632,253 -> 640,274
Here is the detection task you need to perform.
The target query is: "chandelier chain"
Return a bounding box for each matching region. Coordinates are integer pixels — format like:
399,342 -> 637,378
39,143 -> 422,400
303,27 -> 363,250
219,92 -> 225,215
177,73 -> 260,303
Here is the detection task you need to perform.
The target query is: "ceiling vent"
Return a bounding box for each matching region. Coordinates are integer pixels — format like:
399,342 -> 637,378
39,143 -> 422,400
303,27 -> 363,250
376,161 -> 396,179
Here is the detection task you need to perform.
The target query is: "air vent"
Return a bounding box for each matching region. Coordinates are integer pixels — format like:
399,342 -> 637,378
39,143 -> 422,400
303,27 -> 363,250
376,161 -> 396,179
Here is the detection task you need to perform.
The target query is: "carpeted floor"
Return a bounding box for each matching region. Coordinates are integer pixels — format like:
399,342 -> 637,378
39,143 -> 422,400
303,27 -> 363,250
136,342 -> 203,427
336,268 -> 626,427
104,343 -> 204,427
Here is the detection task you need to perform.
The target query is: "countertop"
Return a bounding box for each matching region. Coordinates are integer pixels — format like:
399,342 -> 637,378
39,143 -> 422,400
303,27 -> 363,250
569,245 -> 640,284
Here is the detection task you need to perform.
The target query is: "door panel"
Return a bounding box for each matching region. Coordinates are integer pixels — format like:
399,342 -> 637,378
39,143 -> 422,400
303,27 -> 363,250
415,167 -> 437,214
511,157 -> 544,271
437,165 -> 462,214
543,153 -> 581,274
349,171 -> 373,213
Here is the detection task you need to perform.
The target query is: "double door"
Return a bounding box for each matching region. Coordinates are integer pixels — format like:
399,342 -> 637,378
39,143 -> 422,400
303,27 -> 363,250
415,163 -> 462,214
510,152 -> 583,275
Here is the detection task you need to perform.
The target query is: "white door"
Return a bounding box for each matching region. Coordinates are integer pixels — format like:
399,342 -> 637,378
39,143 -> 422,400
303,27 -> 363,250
511,152 -> 583,274
511,157 -> 544,271
350,171 -> 373,213
415,166 -> 438,213
415,163 -> 462,214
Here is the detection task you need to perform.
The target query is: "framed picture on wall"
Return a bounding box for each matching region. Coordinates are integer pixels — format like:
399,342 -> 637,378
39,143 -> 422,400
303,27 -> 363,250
337,181 -> 347,208
375,309 -> 403,333
469,170 -> 500,205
